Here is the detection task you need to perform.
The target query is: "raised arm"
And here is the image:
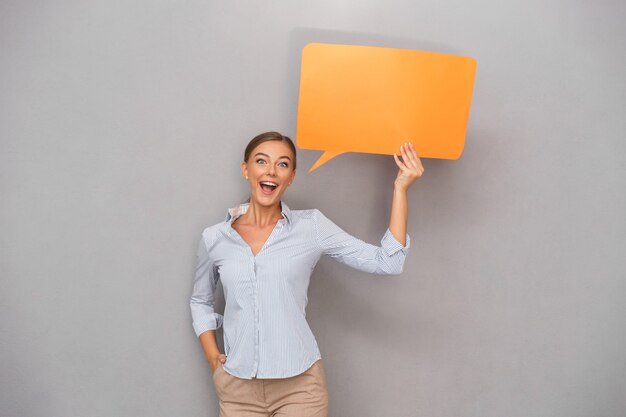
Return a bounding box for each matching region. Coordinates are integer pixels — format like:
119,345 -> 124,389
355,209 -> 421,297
390,142 -> 424,245
314,143 -> 423,275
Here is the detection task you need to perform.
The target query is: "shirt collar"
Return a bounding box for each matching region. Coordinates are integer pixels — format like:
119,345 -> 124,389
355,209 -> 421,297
224,200 -> 292,225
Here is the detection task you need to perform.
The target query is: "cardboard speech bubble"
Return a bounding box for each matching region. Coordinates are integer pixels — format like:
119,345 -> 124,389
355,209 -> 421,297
296,43 -> 477,172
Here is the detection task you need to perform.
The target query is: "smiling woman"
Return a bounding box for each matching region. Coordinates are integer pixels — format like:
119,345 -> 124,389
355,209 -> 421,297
190,130 -> 423,417
241,132 -> 296,205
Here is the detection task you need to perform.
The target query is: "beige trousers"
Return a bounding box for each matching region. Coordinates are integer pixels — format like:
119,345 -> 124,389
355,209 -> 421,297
213,359 -> 329,417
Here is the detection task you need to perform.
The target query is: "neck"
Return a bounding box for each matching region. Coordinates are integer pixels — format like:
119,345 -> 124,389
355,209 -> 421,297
242,199 -> 283,227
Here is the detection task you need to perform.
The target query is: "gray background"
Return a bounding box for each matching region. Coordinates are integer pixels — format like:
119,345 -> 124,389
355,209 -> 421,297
1,1 -> 625,416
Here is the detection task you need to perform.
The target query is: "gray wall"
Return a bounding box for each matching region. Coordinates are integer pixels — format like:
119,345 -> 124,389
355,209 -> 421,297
1,1 -> 625,416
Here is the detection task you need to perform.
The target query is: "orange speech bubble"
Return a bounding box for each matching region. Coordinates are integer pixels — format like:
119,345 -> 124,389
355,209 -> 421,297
296,43 -> 477,172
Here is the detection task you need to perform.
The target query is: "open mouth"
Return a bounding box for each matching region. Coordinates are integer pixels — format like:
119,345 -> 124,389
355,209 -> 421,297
259,181 -> 278,195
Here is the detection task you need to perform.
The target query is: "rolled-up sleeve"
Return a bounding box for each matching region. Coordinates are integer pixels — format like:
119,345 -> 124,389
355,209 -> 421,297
189,232 -> 223,337
314,209 -> 411,275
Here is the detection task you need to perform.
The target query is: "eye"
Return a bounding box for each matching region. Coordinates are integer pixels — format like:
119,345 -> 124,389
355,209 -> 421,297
278,162 -> 289,168
256,158 -> 266,164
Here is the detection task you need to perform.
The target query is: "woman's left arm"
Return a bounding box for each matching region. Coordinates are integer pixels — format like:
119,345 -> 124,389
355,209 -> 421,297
314,142 -> 423,275
389,142 -> 424,246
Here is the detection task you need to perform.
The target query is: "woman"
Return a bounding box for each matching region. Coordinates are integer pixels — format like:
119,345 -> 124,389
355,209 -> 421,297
190,131 -> 423,416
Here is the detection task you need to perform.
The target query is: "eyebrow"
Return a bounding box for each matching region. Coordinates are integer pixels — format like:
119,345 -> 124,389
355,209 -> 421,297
254,152 -> 292,161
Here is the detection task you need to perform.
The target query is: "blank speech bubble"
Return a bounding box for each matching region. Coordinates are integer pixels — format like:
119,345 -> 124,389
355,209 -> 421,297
296,43 -> 477,172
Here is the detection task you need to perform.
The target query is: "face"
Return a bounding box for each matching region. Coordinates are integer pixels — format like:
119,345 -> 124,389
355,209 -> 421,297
241,140 -> 296,206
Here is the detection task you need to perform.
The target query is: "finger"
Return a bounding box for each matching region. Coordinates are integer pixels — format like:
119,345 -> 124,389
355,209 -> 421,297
399,146 -> 418,174
402,143 -> 422,174
402,142 -> 419,170
404,142 -> 423,175
399,143 -> 410,164
394,152 -> 408,171
396,147 -> 408,170
408,143 -> 424,171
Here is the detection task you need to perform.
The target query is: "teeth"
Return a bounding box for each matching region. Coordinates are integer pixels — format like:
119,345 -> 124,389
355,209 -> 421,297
261,182 -> 277,187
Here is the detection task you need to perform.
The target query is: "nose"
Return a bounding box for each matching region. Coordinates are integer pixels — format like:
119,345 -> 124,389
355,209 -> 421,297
267,163 -> 276,176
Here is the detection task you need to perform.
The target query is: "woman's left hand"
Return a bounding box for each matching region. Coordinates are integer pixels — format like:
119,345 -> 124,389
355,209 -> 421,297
393,142 -> 424,191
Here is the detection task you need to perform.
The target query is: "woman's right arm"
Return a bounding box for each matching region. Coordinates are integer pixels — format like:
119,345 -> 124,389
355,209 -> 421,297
190,231 -> 226,373
199,330 -> 226,373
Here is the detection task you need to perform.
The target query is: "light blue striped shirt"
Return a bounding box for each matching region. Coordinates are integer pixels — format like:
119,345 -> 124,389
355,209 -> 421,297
190,200 -> 411,379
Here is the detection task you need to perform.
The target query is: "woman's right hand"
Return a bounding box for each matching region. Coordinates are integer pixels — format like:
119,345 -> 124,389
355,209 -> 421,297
211,353 -> 227,374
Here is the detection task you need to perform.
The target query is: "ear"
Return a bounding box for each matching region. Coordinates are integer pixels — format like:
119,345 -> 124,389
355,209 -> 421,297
241,161 -> 248,180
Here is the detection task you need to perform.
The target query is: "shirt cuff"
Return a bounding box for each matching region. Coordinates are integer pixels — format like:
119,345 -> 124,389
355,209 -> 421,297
192,313 -> 224,337
381,228 -> 411,256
